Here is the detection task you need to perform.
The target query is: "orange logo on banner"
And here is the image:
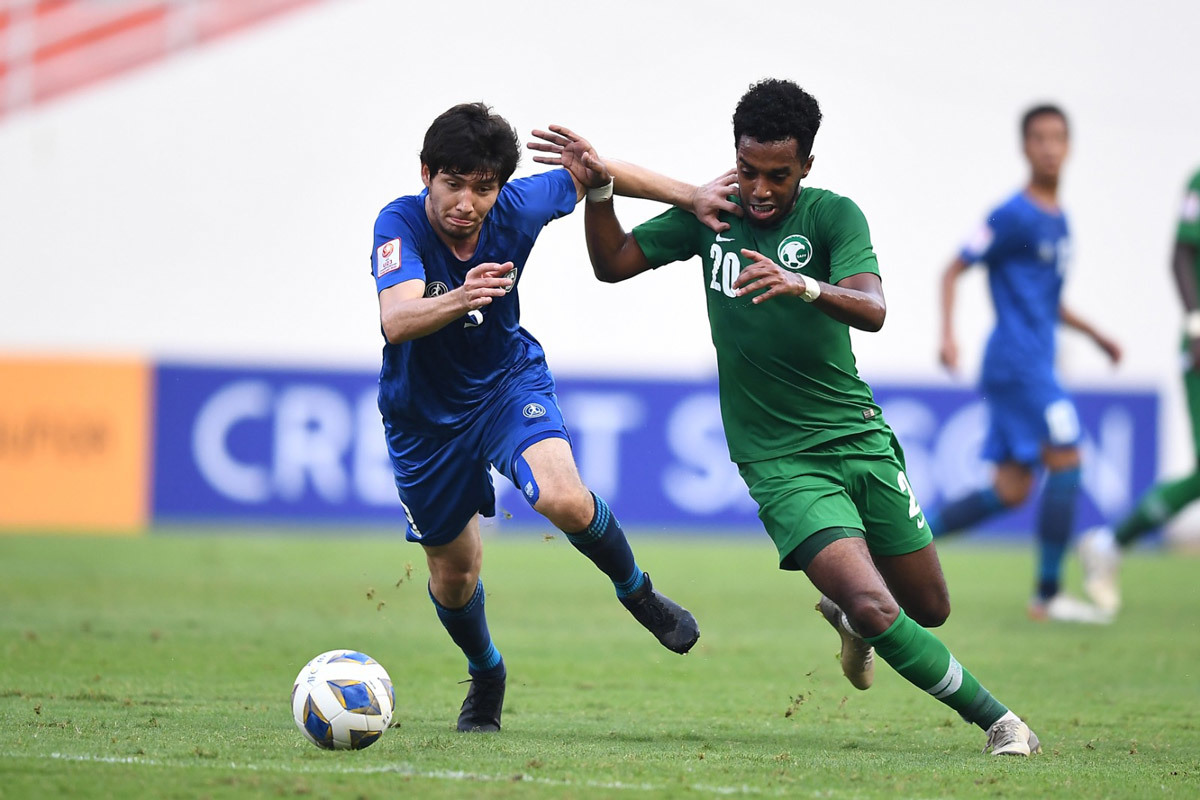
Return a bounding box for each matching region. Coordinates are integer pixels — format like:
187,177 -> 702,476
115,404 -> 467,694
0,357 -> 150,534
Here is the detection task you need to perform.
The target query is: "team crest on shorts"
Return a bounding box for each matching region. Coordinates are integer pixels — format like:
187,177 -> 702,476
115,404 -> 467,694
424,281 -> 449,297
777,234 -> 813,271
522,403 -> 546,418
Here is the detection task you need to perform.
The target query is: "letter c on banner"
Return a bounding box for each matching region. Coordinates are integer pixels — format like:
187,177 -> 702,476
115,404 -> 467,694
193,380 -> 272,503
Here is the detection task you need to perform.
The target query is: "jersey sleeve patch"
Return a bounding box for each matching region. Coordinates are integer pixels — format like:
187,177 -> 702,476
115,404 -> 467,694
376,238 -> 401,277
961,222 -> 994,262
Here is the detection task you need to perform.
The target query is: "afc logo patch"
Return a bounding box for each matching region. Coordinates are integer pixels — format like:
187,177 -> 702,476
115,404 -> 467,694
424,281 -> 449,298
777,234 -> 813,271
376,238 -> 401,277
522,403 -> 546,418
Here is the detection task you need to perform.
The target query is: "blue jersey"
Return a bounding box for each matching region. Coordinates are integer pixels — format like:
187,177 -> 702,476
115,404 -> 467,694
960,190 -> 1071,385
370,169 -> 577,432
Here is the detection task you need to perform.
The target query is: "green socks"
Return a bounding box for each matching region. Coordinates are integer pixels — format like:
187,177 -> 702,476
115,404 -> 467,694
865,610 -> 1008,730
1115,472 -> 1200,547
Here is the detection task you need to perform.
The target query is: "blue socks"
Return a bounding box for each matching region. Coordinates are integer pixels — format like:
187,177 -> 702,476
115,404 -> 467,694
565,493 -> 646,597
429,579 -> 504,678
1036,466 -> 1081,600
928,487 -> 1005,538
928,467 -> 1082,600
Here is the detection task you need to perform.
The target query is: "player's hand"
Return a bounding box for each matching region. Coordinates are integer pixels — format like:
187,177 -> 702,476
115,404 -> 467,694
939,338 -> 959,374
732,248 -> 805,304
692,168 -> 743,233
459,262 -> 514,310
528,125 -> 611,189
1095,334 -> 1123,365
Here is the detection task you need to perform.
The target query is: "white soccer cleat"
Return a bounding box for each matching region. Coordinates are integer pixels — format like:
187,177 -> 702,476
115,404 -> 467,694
1078,525 -> 1122,614
1028,592 -> 1113,624
815,595 -> 874,690
984,710 -> 1042,756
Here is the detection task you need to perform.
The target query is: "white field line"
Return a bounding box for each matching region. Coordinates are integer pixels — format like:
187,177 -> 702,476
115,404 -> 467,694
0,751 -> 804,797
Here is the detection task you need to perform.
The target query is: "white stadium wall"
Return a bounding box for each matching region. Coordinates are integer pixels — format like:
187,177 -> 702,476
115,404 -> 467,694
2,0 -> 1200,530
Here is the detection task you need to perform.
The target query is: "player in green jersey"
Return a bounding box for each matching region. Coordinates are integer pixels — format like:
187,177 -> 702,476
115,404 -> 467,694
533,79 -> 1040,755
1079,167 -> 1200,614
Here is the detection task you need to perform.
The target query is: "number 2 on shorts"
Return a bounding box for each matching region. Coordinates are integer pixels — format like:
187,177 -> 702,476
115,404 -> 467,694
896,471 -> 924,527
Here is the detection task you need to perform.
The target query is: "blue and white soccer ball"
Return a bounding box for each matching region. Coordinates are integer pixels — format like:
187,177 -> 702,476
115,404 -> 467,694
291,650 -> 394,750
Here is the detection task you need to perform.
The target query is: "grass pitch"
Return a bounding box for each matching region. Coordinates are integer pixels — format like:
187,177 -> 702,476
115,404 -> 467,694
1,528 -> 1198,799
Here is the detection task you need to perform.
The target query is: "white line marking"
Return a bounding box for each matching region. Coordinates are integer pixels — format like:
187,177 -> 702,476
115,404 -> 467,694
0,752 -> 791,796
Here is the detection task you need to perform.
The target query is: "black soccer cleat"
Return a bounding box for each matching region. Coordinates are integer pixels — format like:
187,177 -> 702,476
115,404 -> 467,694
456,671 -> 505,733
619,572 -> 700,654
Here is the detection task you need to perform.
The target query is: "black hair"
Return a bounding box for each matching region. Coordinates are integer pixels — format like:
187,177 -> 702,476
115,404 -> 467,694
732,79 -> 822,159
1021,104 -> 1069,140
420,102 -> 521,185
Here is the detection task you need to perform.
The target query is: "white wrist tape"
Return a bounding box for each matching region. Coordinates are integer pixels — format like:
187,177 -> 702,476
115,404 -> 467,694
800,274 -> 822,302
1187,310 -> 1200,338
586,179 -> 614,203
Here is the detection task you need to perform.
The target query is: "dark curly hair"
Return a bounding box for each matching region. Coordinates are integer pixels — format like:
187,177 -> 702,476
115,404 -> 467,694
1021,103 -> 1069,140
732,79 -> 823,159
420,102 -> 521,185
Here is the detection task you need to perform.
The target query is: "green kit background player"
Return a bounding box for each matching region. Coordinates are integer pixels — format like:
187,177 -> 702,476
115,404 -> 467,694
534,78 -> 1040,756
1080,167 -> 1200,613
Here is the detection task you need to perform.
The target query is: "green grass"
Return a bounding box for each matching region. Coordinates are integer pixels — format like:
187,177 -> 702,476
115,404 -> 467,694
0,530 -> 1197,799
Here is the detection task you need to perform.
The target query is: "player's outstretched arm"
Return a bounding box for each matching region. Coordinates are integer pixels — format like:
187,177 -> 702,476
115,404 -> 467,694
583,178 -> 656,284
378,262 -> 514,344
1059,304 -> 1122,364
938,256 -> 969,374
528,125 -> 741,232
732,249 -> 886,332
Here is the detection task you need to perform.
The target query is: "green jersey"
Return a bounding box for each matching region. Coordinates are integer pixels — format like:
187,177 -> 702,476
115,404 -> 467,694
633,187 -> 885,463
1177,170 -> 1200,352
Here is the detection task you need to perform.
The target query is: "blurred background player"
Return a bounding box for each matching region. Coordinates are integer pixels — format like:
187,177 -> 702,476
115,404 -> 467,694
1079,166 -> 1200,614
931,104 -> 1122,623
539,78 -> 1041,756
370,103 -> 733,732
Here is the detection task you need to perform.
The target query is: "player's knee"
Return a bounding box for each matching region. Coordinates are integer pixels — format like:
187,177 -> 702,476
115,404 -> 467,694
994,475 -> 1033,506
907,596 -> 951,628
840,591 -> 901,638
533,484 -> 593,531
1042,446 -> 1081,472
426,561 -> 479,604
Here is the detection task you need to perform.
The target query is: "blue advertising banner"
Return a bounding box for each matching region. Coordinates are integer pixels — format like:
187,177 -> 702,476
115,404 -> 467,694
153,363 -> 1158,537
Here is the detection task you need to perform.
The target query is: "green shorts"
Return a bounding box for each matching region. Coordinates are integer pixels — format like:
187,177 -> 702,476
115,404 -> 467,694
737,428 -> 932,570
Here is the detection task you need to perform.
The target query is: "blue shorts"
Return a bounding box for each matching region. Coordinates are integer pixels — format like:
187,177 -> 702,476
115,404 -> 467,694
383,367 -> 569,546
980,377 -> 1081,465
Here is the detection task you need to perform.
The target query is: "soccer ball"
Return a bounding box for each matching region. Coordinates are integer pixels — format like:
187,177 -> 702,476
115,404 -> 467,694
291,650 -> 394,750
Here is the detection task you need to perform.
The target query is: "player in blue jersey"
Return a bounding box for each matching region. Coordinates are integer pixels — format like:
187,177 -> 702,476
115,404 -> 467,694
933,104 -> 1122,623
371,103 -> 733,732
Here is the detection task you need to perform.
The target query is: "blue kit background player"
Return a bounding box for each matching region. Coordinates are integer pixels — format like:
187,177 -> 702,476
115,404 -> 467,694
370,103 -> 733,732
933,104 -> 1122,623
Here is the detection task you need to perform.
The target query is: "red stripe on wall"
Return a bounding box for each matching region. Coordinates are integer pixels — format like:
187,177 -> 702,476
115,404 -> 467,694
33,5 -> 167,63
33,17 -> 169,104
0,0 -> 328,121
